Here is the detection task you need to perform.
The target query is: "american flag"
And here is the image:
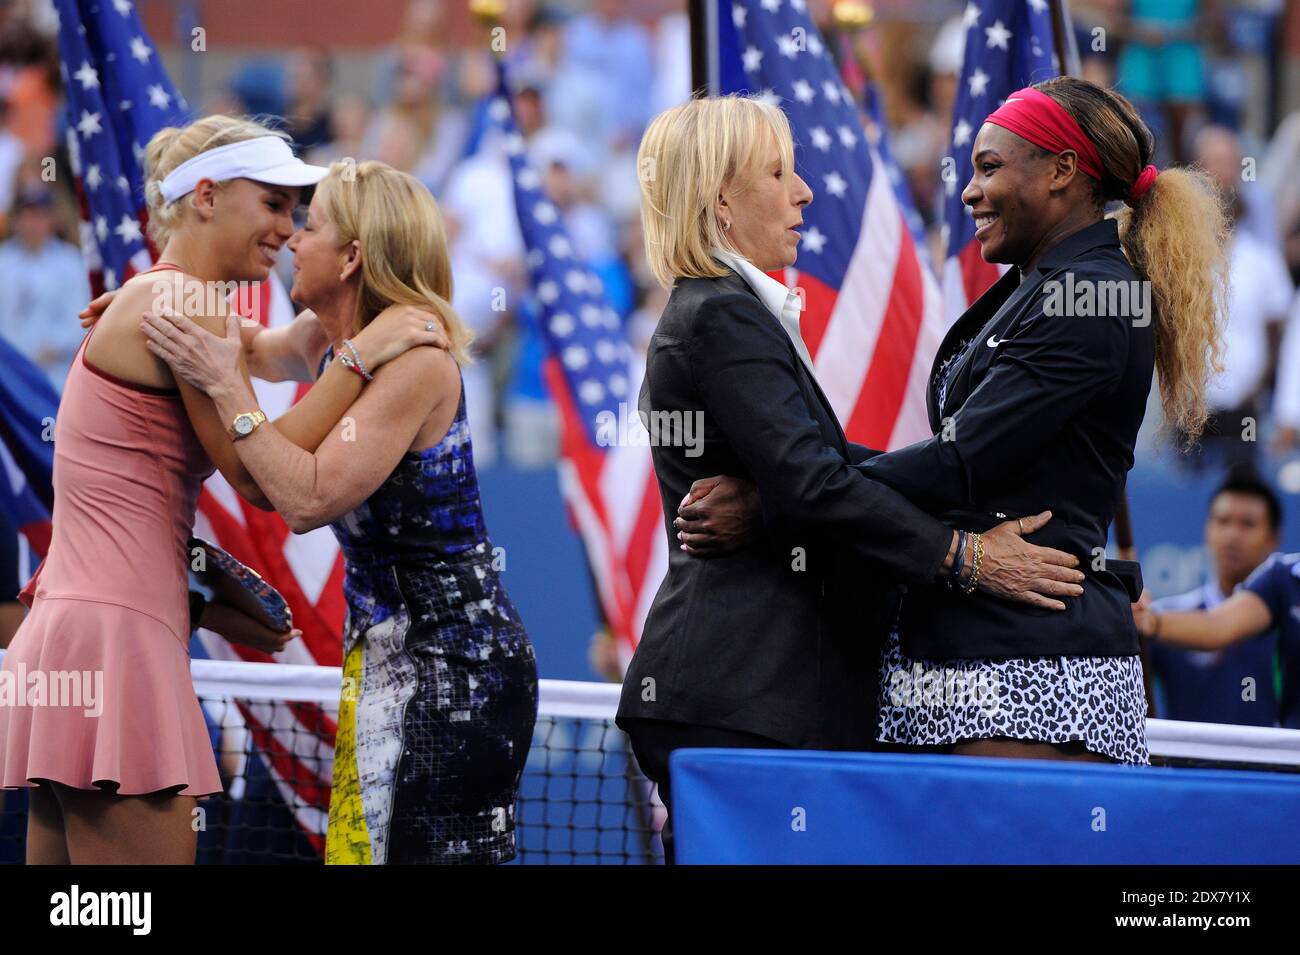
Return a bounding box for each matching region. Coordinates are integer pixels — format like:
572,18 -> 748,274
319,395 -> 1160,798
54,0 -> 343,851
833,32 -> 937,319
719,0 -> 943,450
941,0 -> 1058,324
489,65 -> 659,659
861,82 -> 933,275
53,0 -> 187,293
0,337 -> 57,572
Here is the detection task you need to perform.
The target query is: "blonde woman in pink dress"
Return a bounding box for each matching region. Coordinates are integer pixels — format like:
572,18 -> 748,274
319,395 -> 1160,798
0,115 -> 444,864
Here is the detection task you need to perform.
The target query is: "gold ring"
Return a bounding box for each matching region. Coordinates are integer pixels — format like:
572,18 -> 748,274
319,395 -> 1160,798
1017,518 -> 1024,534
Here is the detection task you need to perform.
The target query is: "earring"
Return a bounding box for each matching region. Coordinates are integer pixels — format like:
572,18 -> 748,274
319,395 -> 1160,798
722,220 -> 732,231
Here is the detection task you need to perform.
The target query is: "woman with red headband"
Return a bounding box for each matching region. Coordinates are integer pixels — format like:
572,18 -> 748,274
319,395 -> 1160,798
680,77 -> 1228,763
853,76 -> 1230,764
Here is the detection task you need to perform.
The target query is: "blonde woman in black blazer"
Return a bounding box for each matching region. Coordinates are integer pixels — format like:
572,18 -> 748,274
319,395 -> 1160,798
617,94 -> 1086,861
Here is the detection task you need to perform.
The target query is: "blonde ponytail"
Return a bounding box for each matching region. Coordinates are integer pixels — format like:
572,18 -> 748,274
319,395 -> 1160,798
1115,167 -> 1230,442
1037,77 -> 1230,443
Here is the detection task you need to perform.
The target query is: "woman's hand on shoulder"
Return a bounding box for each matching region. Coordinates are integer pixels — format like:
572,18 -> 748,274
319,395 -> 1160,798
372,335 -> 460,405
79,289 -> 117,329
141,307 -> 245,397
350,303 -> 453,373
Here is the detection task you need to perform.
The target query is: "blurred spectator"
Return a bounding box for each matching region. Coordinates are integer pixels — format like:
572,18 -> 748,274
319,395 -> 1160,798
1260,108 -> 1300,282
306,93 -> 369,167
1116,0 -> 1218,163
1151,471 -> 1285,726
1196,123 -> 1278,245
513,7 -> 607,157
366,108 -> 422,173
371,49 -> 473,194
0,17 -> 57,162
925,13 -> 964,128
441,127 -> 526,469
1178,126 -> 1293,471
226,60 -> 289,120
0,183 -> 89,392
1273,290 -> 1300,453
365,0 -> 487,195
650,11 -> 690,116
530,127 -> 617,266
285,47 -> 334,152
563,0 -> 654,150
0,88 -> 26,220
372,0 -> 448,106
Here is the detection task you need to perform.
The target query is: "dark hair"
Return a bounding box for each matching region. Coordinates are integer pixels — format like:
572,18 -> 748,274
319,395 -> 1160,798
1211,469 -> 1283,532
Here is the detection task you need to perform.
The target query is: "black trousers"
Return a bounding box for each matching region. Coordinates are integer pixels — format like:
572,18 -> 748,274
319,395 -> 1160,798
621,718 -> 788,865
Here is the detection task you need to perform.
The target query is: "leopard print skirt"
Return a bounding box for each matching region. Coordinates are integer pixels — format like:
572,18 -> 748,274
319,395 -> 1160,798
875,628 -> 1150,764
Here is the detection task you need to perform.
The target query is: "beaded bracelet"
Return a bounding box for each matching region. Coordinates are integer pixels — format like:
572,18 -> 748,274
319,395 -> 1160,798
338,352 -> 371,383
342,337 -> 373,382
960,532 -> 984,595
948,529 -> 968,587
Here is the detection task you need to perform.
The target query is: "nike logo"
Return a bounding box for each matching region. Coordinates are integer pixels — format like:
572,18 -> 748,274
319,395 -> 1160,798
986,335 -> 1006,347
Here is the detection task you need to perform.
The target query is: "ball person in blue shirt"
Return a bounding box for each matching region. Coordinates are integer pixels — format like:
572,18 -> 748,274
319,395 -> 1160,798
1148,473 -> 1283,726
1135,549 -> 1300,729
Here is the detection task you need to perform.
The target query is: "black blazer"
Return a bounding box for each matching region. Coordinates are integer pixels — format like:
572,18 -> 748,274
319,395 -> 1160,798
858,218 -> 1154,659
616,269 -> 953,750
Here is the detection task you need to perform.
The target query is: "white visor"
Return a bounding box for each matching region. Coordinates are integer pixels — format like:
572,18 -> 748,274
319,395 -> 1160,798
158,135 -> 329,203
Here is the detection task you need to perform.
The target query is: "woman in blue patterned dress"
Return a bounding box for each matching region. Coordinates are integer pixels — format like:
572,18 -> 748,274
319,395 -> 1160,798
140,159 -> 538,864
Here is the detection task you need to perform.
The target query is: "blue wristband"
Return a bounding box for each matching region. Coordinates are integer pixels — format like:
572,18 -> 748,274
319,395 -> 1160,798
950,529 -> 967,584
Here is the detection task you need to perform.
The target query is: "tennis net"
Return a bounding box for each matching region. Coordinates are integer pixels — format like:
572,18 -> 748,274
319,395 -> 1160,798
2,652 -> 1298,864
0,653 -> 663,865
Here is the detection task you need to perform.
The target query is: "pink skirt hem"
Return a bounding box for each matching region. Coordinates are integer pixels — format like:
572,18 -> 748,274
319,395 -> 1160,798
0,596 -> 222,798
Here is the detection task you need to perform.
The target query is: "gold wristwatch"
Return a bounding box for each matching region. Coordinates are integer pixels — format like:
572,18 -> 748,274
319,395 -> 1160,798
228,410 -> 267,440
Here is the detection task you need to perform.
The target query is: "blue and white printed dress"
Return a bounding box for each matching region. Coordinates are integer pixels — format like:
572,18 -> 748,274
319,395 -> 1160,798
322,353 -> 538,864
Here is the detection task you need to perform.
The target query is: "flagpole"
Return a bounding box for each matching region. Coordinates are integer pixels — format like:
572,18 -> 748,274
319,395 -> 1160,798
1047,0 -> 1082,77
688,0 -> 706,96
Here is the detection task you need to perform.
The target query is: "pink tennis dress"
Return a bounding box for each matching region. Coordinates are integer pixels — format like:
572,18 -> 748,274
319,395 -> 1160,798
0,264 -> 221,796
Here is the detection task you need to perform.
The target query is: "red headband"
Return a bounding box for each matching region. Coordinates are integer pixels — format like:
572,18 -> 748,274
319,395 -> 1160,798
984,87 -> 1105,180
983,87 -> 1158,205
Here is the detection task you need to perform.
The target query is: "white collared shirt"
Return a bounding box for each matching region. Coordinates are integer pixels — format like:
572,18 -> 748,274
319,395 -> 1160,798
712,247 -> 817,377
